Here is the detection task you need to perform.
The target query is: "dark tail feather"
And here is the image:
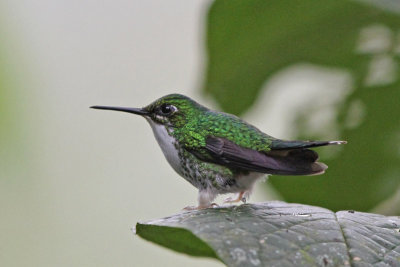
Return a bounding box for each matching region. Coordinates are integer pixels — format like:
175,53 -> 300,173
265,148 -> 327,176
266,139 -> 347,175
270,140 -> 347,150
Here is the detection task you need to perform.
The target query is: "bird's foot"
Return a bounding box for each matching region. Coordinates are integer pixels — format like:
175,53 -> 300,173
224,191 -> 246,204
183,206 -> 198,210
183,203 -> 219,210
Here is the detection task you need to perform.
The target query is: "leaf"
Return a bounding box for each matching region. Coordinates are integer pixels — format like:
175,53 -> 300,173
204,0 -> 400,115
135,202 -> 400,266
203,0 -> 400,212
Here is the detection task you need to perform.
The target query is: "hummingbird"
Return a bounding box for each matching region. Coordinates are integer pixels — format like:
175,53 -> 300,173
91,94 -> 346,209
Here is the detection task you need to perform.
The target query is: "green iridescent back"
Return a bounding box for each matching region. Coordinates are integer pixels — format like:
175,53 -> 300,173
144,94 -> 274,156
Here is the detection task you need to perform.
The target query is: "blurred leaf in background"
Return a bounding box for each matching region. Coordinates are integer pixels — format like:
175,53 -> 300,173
203,0 -> 400,214
0,23 -> 23,177
0,43 -> 13,146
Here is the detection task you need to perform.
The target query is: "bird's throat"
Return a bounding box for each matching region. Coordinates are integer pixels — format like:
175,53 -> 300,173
146,119 -> 183,176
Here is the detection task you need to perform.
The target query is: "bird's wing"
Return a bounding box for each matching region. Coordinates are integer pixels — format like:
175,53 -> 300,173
270,139 -> 346,150
195,136 -> 329,175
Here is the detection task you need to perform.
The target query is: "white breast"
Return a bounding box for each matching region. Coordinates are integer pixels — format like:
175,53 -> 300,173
146,119 -> 183,176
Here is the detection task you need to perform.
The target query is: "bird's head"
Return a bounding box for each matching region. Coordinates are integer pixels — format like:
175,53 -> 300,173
91,94 -> 206,129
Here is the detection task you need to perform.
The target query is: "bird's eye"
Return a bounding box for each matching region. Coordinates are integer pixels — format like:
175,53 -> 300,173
159,104 -> 177,116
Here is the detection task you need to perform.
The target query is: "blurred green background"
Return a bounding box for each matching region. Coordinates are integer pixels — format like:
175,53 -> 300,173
1,0 -> 400,266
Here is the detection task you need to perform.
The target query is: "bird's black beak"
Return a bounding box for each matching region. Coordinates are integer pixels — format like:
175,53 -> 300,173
90,106 -> 149,116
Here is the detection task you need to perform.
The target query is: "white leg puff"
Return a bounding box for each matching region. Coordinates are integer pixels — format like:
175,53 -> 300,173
197,189 -> 218,209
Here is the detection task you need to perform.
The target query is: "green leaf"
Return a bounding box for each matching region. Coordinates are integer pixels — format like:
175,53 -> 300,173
135,224 -> 218,258
204,0 -> 400,115
136,202 -> 400,266
203,0 -> 400,212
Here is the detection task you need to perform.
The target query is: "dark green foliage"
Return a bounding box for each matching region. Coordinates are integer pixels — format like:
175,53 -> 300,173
136,202 -> 400,266
203,0 -> 400,212
135,224 -> 218,258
